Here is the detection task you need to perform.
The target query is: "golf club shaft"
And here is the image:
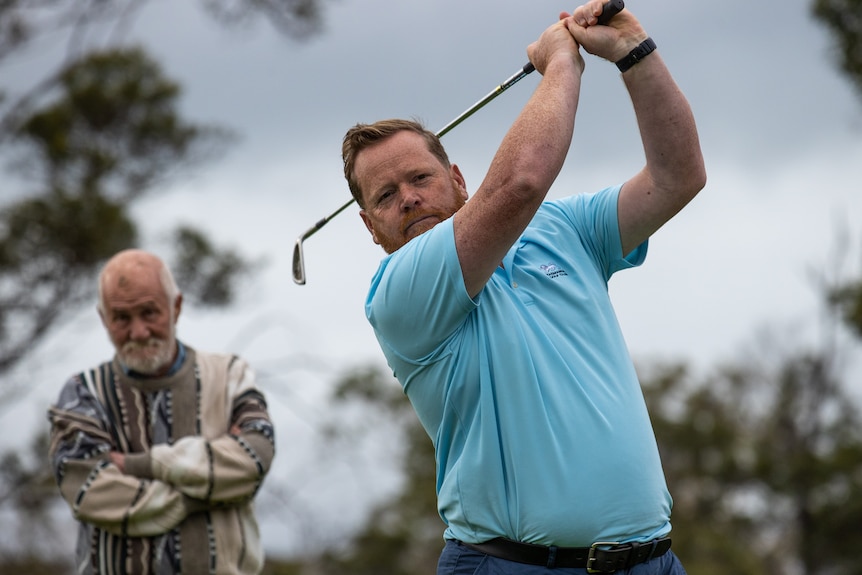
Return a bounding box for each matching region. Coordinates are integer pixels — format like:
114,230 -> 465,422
294,56 -> 541,243
292,0 -> 624,284
436,0 -> 623,137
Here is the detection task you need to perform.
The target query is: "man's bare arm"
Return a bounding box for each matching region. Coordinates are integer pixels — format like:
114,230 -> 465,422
454,16 -> 585,297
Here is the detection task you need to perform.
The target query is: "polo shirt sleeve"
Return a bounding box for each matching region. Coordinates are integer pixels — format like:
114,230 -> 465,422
556,185 -> 647,278
366,218 -> 476,362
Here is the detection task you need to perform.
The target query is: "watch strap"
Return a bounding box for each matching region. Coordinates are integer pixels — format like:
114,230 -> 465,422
615,37 -> 657,73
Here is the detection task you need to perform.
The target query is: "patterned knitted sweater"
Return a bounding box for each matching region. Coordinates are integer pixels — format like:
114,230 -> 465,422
48,345 -> 275,575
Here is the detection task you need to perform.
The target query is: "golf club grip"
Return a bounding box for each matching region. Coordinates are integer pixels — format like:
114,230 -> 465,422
598,0 -> 625,25
522,0 -> 624,75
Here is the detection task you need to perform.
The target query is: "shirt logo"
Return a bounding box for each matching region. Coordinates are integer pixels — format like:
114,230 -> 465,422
540,263 -> 569,279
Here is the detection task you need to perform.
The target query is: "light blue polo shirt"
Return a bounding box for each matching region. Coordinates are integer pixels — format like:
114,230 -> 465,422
366,185 -> 672,547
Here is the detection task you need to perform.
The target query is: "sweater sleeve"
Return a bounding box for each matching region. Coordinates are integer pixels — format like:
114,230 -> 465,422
48,377 -> 202,537
137,359 -> 275,503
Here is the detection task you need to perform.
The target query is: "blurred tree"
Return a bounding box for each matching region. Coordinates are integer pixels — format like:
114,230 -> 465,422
299,365 -> 443,575
171,225 -> 259,307
829,274 -> 862,340
0,1 -> 320,573
0,47 -> 242,382
0,46 -> 254,574
0,2 -> 302,570
260,563 -> 305,575
200,0 -> 327,39
642,347 -> 862,575
812,0 -> 862,101
0,432 -> 69,574
0,0 -> 327,65
0,0 -> 329,381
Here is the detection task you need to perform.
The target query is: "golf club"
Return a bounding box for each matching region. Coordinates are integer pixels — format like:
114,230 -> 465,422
292,0 -> 624,285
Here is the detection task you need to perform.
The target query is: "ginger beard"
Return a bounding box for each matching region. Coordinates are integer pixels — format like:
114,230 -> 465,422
355,130 -> 469,254
378,194 -> 466,254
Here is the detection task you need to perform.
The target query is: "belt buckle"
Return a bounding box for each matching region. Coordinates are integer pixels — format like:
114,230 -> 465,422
587,541 -> 620,574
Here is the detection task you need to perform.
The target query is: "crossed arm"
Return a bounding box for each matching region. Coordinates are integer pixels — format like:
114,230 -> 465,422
48,369 -> 275,537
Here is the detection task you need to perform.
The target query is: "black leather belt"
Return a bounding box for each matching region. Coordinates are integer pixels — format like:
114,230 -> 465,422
460,536 -> 672,572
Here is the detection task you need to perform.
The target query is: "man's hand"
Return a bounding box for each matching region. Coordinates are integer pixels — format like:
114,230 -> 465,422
564,0 -> 648,62
526,16 -> 585,76
109,451 -> 126,473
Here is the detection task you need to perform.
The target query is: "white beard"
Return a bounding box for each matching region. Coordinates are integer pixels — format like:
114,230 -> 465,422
118,333 -> 176,375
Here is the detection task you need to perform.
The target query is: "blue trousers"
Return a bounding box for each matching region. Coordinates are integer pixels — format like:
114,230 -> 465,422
437,540 -> 688,575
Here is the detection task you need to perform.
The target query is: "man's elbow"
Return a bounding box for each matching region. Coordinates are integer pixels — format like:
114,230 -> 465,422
672,155 -> 707,205
689,155 -> 707,194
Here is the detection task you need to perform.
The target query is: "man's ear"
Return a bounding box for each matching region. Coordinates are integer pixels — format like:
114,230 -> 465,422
359,210 -> 381,245
173,292 -> 183,323
451,164 -> 468,200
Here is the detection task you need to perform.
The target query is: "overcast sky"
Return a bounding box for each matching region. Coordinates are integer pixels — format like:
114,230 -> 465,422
4,0 -> 862,560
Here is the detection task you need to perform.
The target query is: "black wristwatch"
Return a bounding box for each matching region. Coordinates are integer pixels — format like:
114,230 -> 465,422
615,37 -> 657,73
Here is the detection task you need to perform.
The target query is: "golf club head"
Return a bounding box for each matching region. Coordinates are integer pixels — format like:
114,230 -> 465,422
292,237 -> 306,285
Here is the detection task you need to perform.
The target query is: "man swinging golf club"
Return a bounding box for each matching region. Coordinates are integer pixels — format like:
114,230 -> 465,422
342,2 -> 705,573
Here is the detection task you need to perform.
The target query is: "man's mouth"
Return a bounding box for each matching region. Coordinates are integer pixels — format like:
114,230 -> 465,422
123,338 -> 162,354
404,215 -> 436,236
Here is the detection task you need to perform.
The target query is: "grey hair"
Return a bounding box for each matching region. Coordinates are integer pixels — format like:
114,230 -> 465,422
159,263 -> 180,308
97,255 -> 181,314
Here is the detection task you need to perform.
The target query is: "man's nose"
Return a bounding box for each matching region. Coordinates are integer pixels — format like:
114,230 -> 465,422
129,317 -> 150,340
399,186 -> 422,210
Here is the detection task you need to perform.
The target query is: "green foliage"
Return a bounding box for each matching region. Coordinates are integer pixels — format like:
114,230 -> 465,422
813,0 -> 862,101
0,43 -> 257,567
0,46 -> 245,378
12,48 -> 225,202
171,226 -> 259,307
642,351 -> 862,575
312,365 -> 443,575
0,190 -> 136,372
0,0 -> 329,66
260,560 -> 305,575
0,2 -> 324,572
829,277 -> 862,339
0,4 -> 28,63
0,556 -> 71,575
0,432 -> 70,573
201,0 -> 327,39
0,432 -> 55,515
0,192 -> 135,268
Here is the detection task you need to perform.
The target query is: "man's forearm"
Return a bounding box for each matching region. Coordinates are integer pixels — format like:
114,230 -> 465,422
57,455 -> 199,537
123,427 -> 273,503
487,56 -> 580,204
456,53 -> 584,296
624,53 -> 705,194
